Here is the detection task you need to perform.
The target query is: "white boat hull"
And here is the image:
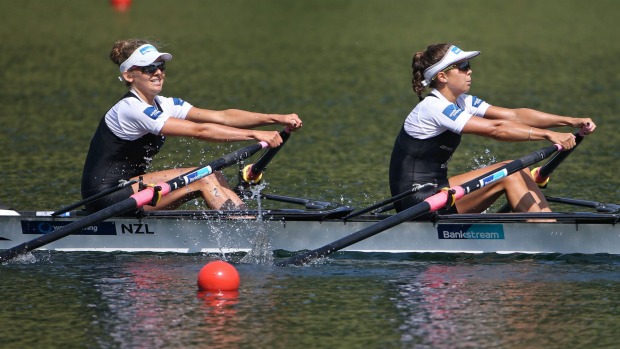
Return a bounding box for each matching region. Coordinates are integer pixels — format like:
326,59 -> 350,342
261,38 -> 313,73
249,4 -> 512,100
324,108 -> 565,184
1,208 -> 619,255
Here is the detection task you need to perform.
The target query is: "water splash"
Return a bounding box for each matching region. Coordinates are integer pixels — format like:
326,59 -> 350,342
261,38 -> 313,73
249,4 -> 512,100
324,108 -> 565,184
239,225 -> 273,265
2,251 -> 49,265
240,182 -> 274,265
467,148 -> 497,170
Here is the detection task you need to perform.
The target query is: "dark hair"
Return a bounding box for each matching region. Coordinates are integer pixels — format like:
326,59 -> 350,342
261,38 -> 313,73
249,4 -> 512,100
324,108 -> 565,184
109,39 -> 150,66
411,43 -> 451,101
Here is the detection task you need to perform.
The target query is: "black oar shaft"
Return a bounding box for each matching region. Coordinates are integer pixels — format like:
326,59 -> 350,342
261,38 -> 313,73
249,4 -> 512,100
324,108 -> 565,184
546,196 -> 620,213
278,144 -> 560,266
168,142 -> 266,190
459,145 -> 559,194
342,183 -> 434,220
278,202 -> 431,266
52,180 -> 137,216
0,199 -> 138,262
261,193 -> 333,210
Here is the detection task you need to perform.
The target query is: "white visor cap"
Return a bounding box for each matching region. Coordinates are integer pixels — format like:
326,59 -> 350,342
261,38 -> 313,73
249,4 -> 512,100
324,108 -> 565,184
422,45 -> 480,86
119,44 -> 173,73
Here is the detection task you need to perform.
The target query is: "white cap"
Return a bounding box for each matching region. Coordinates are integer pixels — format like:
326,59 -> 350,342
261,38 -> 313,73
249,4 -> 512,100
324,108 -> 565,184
422,45 -> 480,86
119,44 -> 173,73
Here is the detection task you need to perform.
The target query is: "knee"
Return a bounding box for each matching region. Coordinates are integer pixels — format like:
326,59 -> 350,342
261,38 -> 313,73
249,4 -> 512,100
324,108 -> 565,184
502,168 -> 530,187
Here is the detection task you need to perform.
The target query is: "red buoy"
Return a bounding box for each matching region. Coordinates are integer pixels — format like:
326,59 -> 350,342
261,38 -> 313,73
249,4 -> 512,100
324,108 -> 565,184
110,0 -> 132,12
197,260 -> 240,291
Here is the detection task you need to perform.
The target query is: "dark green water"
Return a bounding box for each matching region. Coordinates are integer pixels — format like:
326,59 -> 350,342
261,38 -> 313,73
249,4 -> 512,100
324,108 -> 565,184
2,252 -> 620,348
1,1 -> 620,348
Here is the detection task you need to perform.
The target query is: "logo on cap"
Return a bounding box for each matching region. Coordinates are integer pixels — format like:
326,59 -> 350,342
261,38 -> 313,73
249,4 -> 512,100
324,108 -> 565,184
139,45 -> 157,55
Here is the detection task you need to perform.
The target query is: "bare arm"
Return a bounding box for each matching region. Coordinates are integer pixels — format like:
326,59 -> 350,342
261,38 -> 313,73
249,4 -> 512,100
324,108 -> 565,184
462,115 -> 578,150
484,106 -> 596,131
185,107 -> 303,130
160,117 -> 284,148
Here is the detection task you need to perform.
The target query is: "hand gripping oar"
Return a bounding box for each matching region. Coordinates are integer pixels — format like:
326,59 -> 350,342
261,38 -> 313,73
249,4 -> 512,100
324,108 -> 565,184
238,127 -> 292,187
531,130 -> 585,188
0,142 -> 268,263
278,144 -> 562,266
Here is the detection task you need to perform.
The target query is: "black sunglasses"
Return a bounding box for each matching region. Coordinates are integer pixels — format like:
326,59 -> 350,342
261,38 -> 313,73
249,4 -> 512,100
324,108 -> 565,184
443,61 -> 471,73
133,61 -> 166,74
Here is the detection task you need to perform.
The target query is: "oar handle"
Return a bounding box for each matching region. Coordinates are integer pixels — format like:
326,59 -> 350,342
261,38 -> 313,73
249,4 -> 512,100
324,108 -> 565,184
533,131 -> 584,185
252,127 -> 292,173
243,127 -> 292,183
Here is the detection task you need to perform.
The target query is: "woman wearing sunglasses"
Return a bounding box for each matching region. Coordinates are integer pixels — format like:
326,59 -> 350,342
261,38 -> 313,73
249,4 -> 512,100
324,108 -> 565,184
388,43 -> 595,217
81,39 -> 302,213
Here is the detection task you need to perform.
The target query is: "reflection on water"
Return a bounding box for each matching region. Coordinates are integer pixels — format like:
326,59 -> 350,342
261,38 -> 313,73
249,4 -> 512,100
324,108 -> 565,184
196,290 -> 241,348
394,260 -> 620,348
2,252 -> 620,348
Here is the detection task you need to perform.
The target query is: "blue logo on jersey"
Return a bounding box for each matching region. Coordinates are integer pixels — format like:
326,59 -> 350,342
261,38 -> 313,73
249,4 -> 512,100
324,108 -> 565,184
143,106 -> 162,120
442,104 -> 463,121
471,96 -> 483,107
173,97 -> 185,106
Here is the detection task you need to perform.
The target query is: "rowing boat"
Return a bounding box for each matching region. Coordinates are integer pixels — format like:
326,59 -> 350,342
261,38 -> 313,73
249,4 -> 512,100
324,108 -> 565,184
1,197 -> 618,256
2,136 -> 618,261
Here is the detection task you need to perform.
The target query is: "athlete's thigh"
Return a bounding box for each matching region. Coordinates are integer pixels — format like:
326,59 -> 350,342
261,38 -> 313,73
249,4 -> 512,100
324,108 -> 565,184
448,161 -> 511,187
448,162 -> 510,213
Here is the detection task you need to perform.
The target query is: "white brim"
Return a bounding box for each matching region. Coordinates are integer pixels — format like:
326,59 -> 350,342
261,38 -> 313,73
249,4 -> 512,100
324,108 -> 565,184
119,44 -> 173,73
422,46 -> 480,86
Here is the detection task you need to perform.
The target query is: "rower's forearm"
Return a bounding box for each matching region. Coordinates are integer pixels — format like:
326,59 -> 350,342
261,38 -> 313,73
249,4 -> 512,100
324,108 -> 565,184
193,123 -> 261,142
219,109 -> 281,128
514,108 -> 574,128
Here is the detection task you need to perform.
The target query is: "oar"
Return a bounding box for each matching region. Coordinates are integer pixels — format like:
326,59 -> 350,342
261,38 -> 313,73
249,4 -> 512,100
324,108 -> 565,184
52,179 -> 138,217
0,141 -> 268,263
545,196 -> 620,213
531,130 -> 585,188
238,127 -> 292,187
277,144 -> 561,266
342,183 -> 436,221
260,193 -> 335,210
